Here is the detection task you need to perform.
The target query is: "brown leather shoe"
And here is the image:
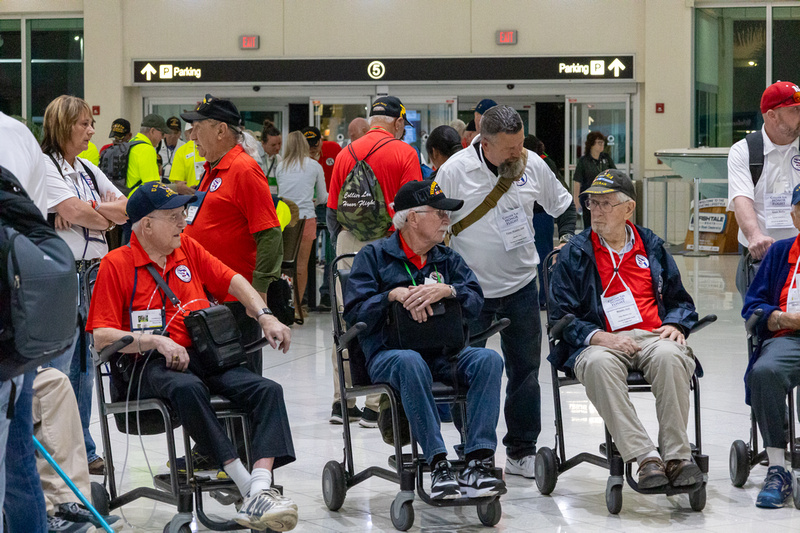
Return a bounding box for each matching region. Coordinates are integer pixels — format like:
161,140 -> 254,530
88,457 -> 105,476
637,457 -> 668,489
665,459 -> 701,487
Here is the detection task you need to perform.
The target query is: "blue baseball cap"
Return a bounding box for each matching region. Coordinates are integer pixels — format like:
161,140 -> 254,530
126,182 -> 197,224
792,183 -> 800,205
474,99 -> 498,115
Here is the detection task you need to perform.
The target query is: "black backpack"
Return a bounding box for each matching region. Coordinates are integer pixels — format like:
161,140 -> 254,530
99,140 -> 145,196
0,165 -> 78,380
745,131 -> 764,186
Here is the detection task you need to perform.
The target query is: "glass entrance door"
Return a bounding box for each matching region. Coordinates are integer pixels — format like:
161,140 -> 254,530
310,98 -> 371,145
398,98 -> 457,161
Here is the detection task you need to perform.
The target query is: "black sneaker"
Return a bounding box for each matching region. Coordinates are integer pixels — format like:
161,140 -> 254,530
167,449 -> 216,472
431,460 -> 461,500
329,403 -> 363,424
359,407 -> 379,428
55,502 -> 121,530
458,460 -> 507,498
46,515 -> 92,533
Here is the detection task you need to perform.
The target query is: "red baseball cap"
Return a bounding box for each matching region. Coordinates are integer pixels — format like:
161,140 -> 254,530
760,81 -> 800,113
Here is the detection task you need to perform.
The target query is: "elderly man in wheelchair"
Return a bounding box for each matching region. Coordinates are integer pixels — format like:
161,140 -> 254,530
742,184 -> 800,509
548,170 -> 701,492
86,183 -> 298,531
343,180 -> 506,500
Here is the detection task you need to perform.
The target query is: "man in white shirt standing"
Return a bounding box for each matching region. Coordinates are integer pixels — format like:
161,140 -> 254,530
728,81 -> 800,297
436,105 -> 576,478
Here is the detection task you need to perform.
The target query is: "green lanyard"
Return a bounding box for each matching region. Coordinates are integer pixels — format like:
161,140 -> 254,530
404,262 -> 438,286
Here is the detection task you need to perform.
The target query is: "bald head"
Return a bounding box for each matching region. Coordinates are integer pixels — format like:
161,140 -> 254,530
348,117 -> 369,141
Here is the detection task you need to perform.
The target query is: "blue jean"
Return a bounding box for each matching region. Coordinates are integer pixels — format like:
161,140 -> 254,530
0,375 -> 23,533
469,278 -> 542,459
748,335 -> 800,448
367,346 -> 503,464
4,370 -> 47,532
532,212 -> 554,308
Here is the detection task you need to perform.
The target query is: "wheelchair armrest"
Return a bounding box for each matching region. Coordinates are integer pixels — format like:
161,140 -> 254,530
96,335 -> 134,364
468,318 -> 510,346
548,314 -> 575,342
745,309 -> 765,337
340,322 -> 367,347
689,314 -> 717,334
244,337 -> 272,353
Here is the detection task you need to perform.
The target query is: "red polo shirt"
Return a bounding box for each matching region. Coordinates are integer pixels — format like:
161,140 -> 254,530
774,235 -> 800,336
398,231 -> 426,270
327,128 -> 422,214
86,232 -> 237,348
592,222 -> 661,332
320,140 -> 342,190
182,144 -> 279,301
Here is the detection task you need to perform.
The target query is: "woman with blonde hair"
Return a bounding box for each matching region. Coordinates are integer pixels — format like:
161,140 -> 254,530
276,130 -> 327,320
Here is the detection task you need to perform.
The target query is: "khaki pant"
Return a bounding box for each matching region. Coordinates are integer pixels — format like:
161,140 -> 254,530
32,368 -> 91,515
331,230 -> 380,411
573,329 -> 695,463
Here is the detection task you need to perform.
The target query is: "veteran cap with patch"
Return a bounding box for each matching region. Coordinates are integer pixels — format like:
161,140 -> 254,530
581,169 -> 636,201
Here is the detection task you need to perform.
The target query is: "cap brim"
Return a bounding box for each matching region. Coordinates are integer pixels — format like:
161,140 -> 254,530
180,111 -> 205,123
430,197 -> 464,211
403,115 -> 412,126
160,193 -> 198,210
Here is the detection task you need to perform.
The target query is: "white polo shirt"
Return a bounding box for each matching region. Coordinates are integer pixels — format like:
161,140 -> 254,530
728,127 -> 800,247
45,154 -> 123,260
436,144 -> 572,298
0,111 -> 48,216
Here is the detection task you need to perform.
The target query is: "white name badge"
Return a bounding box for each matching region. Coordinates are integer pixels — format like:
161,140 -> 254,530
130,309 -> 164,331
186,191 -> 206,225
601,288 -> 643,331
789,287 -> 800,313
497,207 -> 534,252
764,192 -> 794,229
424,277 -> 438,285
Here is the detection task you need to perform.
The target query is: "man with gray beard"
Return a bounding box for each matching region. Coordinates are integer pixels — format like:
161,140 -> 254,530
435,105 -> 576,479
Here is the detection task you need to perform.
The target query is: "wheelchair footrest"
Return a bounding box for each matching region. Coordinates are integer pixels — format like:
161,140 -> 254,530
154,472 -> 238,492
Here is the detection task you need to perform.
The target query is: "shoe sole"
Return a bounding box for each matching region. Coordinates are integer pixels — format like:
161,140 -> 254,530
329,416 -> 343,424
460,485 -> 506,498
359,419 -> 378,428
431,491 -> 462,500
504,466 -> 535,479
756,498 -> 787,509
235,508 -> 298,531
669,464 -> 702,487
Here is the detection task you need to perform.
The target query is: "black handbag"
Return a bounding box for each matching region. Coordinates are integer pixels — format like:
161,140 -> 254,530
145,265 -> 247,377
384,298 -> 467,359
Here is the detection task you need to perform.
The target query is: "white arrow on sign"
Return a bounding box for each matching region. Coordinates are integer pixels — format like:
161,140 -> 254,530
608,58 -> 626,78
588,116 -> 594,125
140,63 -> 157,81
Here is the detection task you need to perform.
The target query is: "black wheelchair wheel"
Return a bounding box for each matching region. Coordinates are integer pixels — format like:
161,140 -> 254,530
322,460 -> 347,511
534,447 -> 558,495
729,440 -> 750,488
163,524 -> 192,533
606,483 -> 623,514
689,484 -> 707,511
91,481 -> 110,516
390,499 -> 414,531
477,498 -> 502,527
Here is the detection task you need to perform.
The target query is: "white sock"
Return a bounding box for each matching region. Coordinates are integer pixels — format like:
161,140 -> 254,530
249,468 -> 273,494
224,459 -> 252,496
766,447 -> 786,469
636,450 -> 661,465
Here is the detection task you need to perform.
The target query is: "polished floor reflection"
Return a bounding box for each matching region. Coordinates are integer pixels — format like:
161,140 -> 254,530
90,253 -> 800,532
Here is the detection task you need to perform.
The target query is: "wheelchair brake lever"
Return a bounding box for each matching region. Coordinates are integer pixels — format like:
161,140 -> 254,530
745,309 -> 764,337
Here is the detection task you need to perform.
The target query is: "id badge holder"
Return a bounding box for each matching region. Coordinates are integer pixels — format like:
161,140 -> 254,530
186,191 -> 206,225
764,191 -> 793,229
497,207 -> 534,252
788,288 -> 800,313
601,288 -> 643,331
130,308 -> 165,332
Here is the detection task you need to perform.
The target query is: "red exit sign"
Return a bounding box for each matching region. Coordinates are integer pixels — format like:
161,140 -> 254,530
496,30 -> 517,45
239,35 -> 260,50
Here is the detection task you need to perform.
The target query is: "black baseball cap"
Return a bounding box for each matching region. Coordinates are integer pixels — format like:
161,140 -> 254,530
581,169 -> 636,201
166,116 -> 181,131
394,180 -> 464,212
473,99 -> 497,115
302,126 -> 321,146
109,118 -> 130,139
126,182 -> 197,224
465,119 -> 476,132
180,94 -> 242,128
141,114 -> 171,134
370,96 -> 411,126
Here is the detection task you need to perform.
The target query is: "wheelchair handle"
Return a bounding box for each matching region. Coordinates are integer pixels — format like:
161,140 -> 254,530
745,309 -> 765,336
340,322 -> 367,347
97,335 -> 134,363
549,314 -> 575,342
689,314 -> 717,334
468,318 -> 510,345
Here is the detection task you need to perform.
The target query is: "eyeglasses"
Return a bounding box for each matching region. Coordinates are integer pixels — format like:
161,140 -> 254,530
146,208 -> 188,225
781,91 -> 800,107
584,198 -> 627,213
415,208 -> 449,220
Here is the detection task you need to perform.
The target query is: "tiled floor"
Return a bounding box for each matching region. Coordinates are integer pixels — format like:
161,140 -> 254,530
89,253 -> 800,532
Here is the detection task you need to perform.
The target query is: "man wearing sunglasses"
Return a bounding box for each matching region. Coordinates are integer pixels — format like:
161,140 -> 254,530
729,81 -> 800,298
548,170 -> 701,493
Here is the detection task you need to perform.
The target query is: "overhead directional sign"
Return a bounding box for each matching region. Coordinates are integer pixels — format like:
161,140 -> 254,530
132,55 -> 634,84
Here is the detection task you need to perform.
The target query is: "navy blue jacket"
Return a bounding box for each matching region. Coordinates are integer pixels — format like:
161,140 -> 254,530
343,232 -> 484,363
547,224 -> 698,372
741,236 -> 796,403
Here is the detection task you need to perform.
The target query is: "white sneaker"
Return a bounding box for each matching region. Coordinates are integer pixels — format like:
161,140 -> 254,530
504,455 -> 536,478
235,488 -> 298,531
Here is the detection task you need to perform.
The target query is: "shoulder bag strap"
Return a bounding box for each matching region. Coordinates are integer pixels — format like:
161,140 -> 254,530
449,150 -> 528,238
745,130 -> 764,187
144,264 -> 181,306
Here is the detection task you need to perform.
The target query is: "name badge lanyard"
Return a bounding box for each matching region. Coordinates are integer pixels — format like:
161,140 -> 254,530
786,255 -> 800,313
600,245 -> 643,332
67,159 -> 105,258
403,263 -> 440,287
130,266 -> 168,332
479,145 -> 533,251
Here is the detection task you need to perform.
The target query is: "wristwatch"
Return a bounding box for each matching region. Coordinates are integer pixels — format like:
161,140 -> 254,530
256,307 -> 273,319
559,233 -> 574,244
449,285 -> 457,298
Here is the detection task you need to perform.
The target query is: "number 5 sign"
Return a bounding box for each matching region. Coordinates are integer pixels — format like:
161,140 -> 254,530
367,61 -> 386,80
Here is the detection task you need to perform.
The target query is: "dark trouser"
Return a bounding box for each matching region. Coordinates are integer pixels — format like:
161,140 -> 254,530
748,335 -> 800,449
736,246 -> 761,300
532,212 -> 554,308
225,301 -> 263,376
468,278 -> 542,460
138,359 -> 295,469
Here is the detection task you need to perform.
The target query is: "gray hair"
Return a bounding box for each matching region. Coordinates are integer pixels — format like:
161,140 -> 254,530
392,207 -> 428,230
369,115 -> 396,128
480,105 -> 523,139
139,127 -> 151,134
131,219 -> 142,232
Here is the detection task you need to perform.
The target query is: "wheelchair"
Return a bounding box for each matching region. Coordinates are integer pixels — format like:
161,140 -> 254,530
321,253 -> 509,531
84,263 -> 276,533
536,248 -> 716,514
728,307 -> 800,507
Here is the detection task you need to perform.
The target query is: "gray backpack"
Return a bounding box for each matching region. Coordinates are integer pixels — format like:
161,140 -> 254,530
99,140 -> 145,196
